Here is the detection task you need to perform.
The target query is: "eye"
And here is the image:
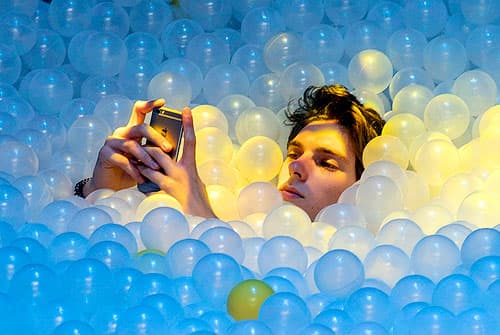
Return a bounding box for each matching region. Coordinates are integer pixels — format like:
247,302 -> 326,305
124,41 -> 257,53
318,159 -> 339,171
286,148 -> 301,160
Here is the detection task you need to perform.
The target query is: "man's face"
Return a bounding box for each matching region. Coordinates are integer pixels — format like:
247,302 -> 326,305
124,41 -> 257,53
277,120 -> 358,220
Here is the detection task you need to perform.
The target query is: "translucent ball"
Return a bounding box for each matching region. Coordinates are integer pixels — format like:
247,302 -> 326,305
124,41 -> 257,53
344,287 -> 393,328
15,128 -> 50,171
49,149 -> 89,184
160,18 -> 204,59
455,307 -> 498,335
248,73 -> 286,114
263,32 -> 304,73
408,306 -> 455,335
461,228 -> 500,268
470,255 -> 500,291
165,238 -> 210,277
235,136 -> 283,183
432,273 -> 482,315
314,249 -> 364,298
67,115 -> 112,161
67,207 -> 113,238
328,225 -> 376,261
367,1 -> 404,34
202,64 -> 250,105
348,49 -> 393,94
200,226 -> 244,263
387,29 -> 427,71
80,75 -> 123,103
257,235 -> 307,275
423,94 -> 470,140
190,217 -> 232,239
401,0 -> 448,38
125,32 -> 162,64
275,0 -> 324,33
37,200 -> 79,234
391,84 -> 434,120
21,28 -> 65,70
82,31 -> 127,77
279,61 -> 325,102
214,27 -> 243,57
410,234 -> 461,283
343,21 -> 388,58
160,57 -> 203,101
301,24 -> 343,66
389,67 -> 435,100
198,159 -> 239,191
185,32 -> 230,76
390,274 -> 435,310
376,218 -> 424,256
12,175 -> 52,221
461,0 -> 500,25
192,253 -> 244,308
413,139 -> 460,188
86,240 -> 130,269
147,71 -> 192,110
423,36 -> 467,82
319,62 -> 350,88
191,104 -> 229,133
360,160 -> 408,196
88,223 -> 137,255
313,309 -> 354,335
362,135 -> 409,170
451,69 -> 497,118
466,25 -> 500,68
140,207 -> 189,253
129,0 -> 173,35
355,175 -> 404,234
323,0 -> 369,26
382,113 -> 426,149
27,68 -> 73,115
48,231 -> 88,264
315,203 -> 367,229
237,181 -> 283,219
235,106 -> 280,144
240,7 -> 285,46
195,128 -> 234,167
90,2 -> 130,38
0,141 -> 38,178
59,98 -> 95,129
115,305 -> 167,334
184,0 -> 232,32
258,292 -> 310,333
206,184 -> 240,221
216,94 -> 255,141
119,57 -> 160,100
48,0 -> 92,37
436,222 -> 473,250
364,245 -> 410,287
227,279 -> 274,321
231,44 -> 269,83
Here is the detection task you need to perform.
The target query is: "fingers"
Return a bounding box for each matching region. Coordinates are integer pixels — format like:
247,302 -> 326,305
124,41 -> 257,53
104,137 -> 160,170
127,98 -> 165,126
180,106 -> 197,165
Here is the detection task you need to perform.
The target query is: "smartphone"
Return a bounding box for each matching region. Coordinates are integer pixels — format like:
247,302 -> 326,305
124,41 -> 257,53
137,106 -> 184,193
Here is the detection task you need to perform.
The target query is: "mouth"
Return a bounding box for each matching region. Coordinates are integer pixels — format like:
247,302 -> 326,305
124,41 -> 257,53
279,186 -> 304,200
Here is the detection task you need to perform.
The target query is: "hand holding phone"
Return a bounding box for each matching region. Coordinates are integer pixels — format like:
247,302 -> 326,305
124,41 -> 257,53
137,106 -> 184,193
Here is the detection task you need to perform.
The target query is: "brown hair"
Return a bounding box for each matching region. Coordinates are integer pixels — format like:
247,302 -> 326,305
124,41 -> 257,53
285,84 -> 385,179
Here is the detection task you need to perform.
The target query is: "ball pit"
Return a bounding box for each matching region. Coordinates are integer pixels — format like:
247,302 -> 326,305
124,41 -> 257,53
0,0 -> 499,334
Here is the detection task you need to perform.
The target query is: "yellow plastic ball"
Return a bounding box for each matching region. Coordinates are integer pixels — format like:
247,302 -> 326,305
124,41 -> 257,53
235,136 -> 283,182
226,279 -> 274,320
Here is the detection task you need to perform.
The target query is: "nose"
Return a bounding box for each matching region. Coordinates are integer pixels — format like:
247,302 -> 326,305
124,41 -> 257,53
288,159 -> 307,181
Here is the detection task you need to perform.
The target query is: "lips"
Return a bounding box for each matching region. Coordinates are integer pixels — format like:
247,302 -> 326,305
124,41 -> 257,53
279,185 -> 304,200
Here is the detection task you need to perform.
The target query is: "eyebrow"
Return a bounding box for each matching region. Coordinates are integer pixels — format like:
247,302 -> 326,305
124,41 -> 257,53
287,139 -> 349,164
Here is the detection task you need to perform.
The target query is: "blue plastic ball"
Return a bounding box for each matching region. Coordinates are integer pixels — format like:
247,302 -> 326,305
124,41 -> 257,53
129,0 -> 173,36
166,238 -> 211,278
125,32 -> 163,64
160,57 -> 203,101
184,0 -> 232,32
48,231 -> 88,264
90,2 -> 130,38
231,44 -> 268,83
461,228 -> 500,268
160,18 -> 204,59
432,273 -> 483,315
0,12 -> 37,55
82,31 -> 128,77
185,32 -> 230,75
408,306 -> 456,335
119,57 -> 160,100
86,240 -> 131,270
48,0 -> 92,37
21,28 -> 66,70
402,0 -> 448,38
0,43 -> 21,84
258,292 -> 311,335
202,64 -> 250,105
240,7 -> 285,46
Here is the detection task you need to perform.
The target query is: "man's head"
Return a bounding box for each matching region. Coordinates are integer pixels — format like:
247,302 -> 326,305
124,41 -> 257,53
278,84 -> 385,219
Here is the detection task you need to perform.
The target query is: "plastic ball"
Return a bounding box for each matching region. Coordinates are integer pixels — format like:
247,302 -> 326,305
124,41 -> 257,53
119,57 -> 160,100
391,84 -> 434,120
328,225 -> 376,262
129,0 -> 173,36
21,28 -> 65,70
27,68 -> 73,115
147,71 -> 192,110
160,57 -> 203,101
248,73 -> 286,113
279,61 -> 325,102
423,93 -> 470,140
343,21 -> 388,59
408,306 -> 455,335
240,7 -> 285,46
82,31 -> 128,77
67,207 -> 114,238
257,235 -> 308,275
461,228 -> 500,268
214,27 -> 242,57
125,32 -> 162,64
237,181 -> 283,219
410,234 -> 461,283
93,95 -> 134,132
0,246 -> 31,292
348,49 -> 393,94
202,64 -> 250,105
455,307 -> 498,335
390,274 -> 435,310
423,36 -> 467,82
160,18 -> 204,59
364,245 -> 410,288
315,202 -> 367,229
235,106 -> 281,144
38,200 -> 79,234
402,0 -> 448,38
389,67 -> 435,100
344,287 -> 393,328
115,305 -> 167,335
263,32 -> 304,73
302,24 -> 344,66
235,136 -> 283,183
323,0 -> 369,26
185,32 -> 230,75
314,249 -> 364,298
140,206 -> 189,253
367,1 -> 404,34
192,253 -> 244,308
200,226 -> 244,263
191,104 -> 229,133
48,0 -> 92,37
48,232 -> 88,264
432,273 -> 482,315
461,0 -> 500,25
387,28 -> 427,71
231,44 -> 268,83
80,75 -> 123,103
90,2 -> 130,38
313,309 -> 354,335
126,272 -> 174,305
451,69 -> 497,118
184,0 -> 232,32
165,238 -> 210,277
470,256 -> 500,291
86,240 -> 131,270
276,0 -> 324,33
9,263 -> 59,306
67,115 -> 112,161
226,279 -> 274,320
258,292 -> 311,335
362,135 -> 409,170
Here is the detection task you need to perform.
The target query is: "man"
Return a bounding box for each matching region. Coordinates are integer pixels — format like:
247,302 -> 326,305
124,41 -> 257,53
76,84 -> 385,220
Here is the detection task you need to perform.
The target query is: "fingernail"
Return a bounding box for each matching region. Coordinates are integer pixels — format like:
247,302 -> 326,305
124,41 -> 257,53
161,141 -> 171,151
150,160 -> 160,169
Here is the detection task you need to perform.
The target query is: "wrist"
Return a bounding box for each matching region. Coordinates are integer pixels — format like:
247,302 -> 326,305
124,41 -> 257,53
74,178 -> 92,198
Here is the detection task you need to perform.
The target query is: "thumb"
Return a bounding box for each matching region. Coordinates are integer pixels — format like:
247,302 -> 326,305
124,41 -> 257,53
180,106 -> 197,166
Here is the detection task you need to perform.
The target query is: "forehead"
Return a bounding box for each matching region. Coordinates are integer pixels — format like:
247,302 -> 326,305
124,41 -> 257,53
290,120 -> 353,151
